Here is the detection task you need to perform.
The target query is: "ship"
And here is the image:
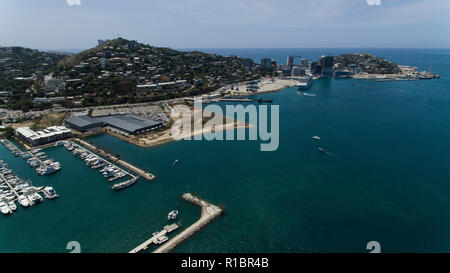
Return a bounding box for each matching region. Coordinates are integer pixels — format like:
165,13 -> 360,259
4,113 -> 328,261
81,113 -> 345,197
318,147 -> 326,153
111,176 -> 139,190
257,98 -> 273,103
296,76 -> 313,90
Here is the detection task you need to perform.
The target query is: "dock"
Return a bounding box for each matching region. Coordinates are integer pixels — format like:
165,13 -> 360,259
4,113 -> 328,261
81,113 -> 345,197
218,98 -> 253,102
73,138 -> 156,181
129,222 -> 181,253
68,140 -> 136,180
152,193 -> 223,253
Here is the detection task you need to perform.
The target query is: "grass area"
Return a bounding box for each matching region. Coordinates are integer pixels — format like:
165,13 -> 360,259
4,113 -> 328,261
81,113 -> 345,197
31,112 -> 67,130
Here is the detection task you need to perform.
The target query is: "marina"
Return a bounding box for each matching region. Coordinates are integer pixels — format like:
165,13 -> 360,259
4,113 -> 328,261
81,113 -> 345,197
73,138 -> 156,181
0,138 -> 62,176
63,140 -> 140,189
0,156 -> 59,215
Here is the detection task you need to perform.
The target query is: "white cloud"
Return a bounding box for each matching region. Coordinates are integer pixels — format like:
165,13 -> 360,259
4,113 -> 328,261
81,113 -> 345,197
66,0 -> 81,6
367,0 -> 382,6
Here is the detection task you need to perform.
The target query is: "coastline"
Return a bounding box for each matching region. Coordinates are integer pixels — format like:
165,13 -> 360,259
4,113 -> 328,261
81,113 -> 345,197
98,105 -> 252,149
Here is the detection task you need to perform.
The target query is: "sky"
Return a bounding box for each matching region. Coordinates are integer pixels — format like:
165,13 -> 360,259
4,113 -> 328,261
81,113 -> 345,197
0,0 -> 449,50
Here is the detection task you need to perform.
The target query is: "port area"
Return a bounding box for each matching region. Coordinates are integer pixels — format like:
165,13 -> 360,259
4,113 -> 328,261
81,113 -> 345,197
133,193 -> 222,253
72,138 -> 156,181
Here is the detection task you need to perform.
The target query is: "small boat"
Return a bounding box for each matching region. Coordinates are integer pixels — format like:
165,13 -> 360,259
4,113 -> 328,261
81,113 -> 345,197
318,147 -> 326,153
313,136 -> 321,140
168,210 -> 179,220
44,186 -> 59,199
173,159 -> 179,166
257,98 -> 273,103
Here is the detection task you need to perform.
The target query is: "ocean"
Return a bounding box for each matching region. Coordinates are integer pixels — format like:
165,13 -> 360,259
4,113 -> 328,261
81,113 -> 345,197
1,49 -> 449,252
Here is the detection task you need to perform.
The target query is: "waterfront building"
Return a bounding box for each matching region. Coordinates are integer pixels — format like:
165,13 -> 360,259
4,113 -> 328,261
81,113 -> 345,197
292,67 -> 306,76
64,113 -> 163,136
310,62 -> 322,75
334,70 -> 352,78
319,55 -> 334,77
16,126 -> 72,147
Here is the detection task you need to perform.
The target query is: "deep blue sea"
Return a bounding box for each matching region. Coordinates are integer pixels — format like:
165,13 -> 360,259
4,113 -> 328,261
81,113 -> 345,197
1,49 -> 449,252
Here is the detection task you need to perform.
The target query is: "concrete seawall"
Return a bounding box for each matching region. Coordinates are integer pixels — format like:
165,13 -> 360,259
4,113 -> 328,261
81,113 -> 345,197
73,138 -> 156,181
152,193 -> 223,253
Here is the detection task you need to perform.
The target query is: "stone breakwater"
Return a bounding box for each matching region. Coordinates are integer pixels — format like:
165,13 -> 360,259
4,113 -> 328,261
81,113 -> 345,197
152,193 -> 223,253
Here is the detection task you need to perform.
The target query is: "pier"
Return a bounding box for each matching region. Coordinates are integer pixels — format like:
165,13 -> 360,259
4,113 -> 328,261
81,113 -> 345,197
0,172 -> 20,199
73,138 -> 156,181
151,193 -> 223,253
68,140 -> 136,180
218,98 -> 253,102
129,223 -> 181,253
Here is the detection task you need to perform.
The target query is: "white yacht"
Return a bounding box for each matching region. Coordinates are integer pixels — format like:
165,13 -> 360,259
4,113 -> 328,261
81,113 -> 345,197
313,136 -> 321,140
0,202 -> 10,215
18,195 -> 30,207
8,201 -> 17,211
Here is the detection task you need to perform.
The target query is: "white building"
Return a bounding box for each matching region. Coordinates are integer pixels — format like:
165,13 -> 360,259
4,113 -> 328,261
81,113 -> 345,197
16,126 -> 72,147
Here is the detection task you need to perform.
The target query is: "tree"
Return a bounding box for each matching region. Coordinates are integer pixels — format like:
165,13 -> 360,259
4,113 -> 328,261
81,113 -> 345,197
1,127 -> 15,138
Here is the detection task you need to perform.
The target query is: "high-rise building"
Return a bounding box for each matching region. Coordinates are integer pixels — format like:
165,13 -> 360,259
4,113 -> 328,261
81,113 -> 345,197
301,59 -> 308,67
310,62 -> 322,75
319,56 -> 334,77
287,56 -> 294,68
242,58 -> 254,68
261,58 -> 272,70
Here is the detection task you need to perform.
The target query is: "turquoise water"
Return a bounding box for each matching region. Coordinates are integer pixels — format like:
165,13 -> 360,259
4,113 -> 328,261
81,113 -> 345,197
1,49 -> 450,252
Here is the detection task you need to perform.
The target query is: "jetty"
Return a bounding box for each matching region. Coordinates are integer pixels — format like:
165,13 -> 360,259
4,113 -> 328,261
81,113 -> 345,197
129,223 -> 181,253
73,138 -> 156,181
151,193 -> 223,253
218,98 -> 253,102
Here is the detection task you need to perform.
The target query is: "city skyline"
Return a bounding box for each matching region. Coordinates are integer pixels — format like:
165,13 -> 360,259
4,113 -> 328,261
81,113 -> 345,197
0,0 -> 449,50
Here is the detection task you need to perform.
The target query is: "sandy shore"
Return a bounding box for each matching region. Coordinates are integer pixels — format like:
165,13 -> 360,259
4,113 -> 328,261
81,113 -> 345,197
224,77 -> 298,96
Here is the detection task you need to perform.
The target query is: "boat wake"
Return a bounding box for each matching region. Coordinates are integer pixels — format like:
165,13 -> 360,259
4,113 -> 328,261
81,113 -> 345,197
302,92 -> 317,97
324,151 -> 342,159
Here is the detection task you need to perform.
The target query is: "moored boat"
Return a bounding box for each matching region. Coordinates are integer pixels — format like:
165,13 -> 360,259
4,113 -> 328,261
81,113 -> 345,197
111,176 -> 139,190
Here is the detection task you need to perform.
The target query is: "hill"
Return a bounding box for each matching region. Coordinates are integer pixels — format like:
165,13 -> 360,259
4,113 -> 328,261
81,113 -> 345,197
334,53 -> 400,74
0,47 -> 69,111
50,37 -> 258,107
